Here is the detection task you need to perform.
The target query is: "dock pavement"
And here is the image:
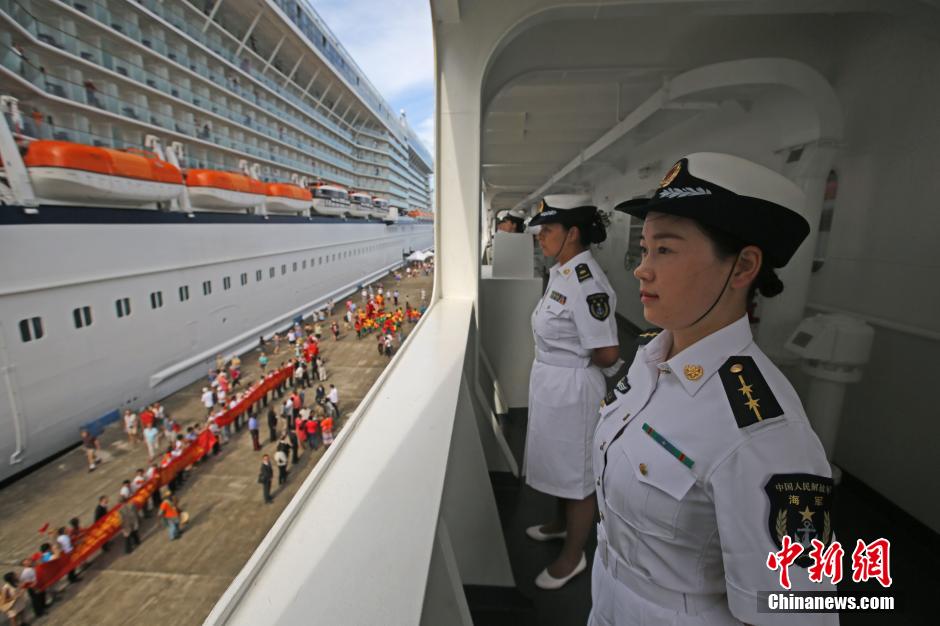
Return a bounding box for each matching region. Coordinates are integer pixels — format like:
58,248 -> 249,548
0,268 -> 433,626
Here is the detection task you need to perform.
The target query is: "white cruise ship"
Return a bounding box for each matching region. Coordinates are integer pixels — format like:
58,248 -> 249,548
0,0 -> 433,481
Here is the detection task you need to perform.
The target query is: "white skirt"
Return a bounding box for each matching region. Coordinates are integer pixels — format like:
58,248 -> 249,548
524,360 -> 605,499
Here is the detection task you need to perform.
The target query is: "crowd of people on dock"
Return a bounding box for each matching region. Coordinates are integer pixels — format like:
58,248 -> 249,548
2,268 -> 431,625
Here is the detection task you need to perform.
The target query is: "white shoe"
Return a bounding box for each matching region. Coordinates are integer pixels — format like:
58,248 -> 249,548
525,524 -> 567,542
534,553 -> 587,590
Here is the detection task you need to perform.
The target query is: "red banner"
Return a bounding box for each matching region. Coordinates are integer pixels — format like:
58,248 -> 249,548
213,366 -> 292,428
32,365 -> 290,591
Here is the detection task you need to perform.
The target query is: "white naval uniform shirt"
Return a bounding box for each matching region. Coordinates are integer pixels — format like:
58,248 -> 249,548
525,249 -> 618,499
531,249 -> 619,365
591,316 -> 837,626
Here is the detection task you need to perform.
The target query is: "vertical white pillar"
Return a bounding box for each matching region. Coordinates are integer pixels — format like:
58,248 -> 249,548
757,146 -> 837,363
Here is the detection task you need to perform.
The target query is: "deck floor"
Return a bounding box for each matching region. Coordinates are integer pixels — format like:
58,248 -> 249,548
0,270 -> 433,626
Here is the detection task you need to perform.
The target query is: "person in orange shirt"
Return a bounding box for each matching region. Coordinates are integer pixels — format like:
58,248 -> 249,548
158,489 -> 181,540
320,416 -> 334,447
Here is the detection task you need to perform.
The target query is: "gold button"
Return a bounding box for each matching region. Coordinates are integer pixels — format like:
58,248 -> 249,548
730,363 -> 744,374
639,463 -> 648,476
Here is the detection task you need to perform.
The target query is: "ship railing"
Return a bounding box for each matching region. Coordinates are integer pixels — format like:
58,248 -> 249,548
205,296 -> 516,625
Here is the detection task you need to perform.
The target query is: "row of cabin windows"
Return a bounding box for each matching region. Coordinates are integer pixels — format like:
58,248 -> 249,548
15,242 -> 401,343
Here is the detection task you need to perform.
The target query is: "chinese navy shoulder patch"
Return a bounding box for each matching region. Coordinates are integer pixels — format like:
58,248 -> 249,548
764,473 -> 834,567
719,356 -> 783,428
549,290 -> 567,305
635,328 -> 661,345
586,293 -> 610,321
575,263 -> 593,282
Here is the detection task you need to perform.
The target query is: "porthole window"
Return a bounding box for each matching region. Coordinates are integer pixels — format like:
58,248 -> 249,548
19,316 -> 44,342
73,306 -> 93,328
179,286 -> 190,302
115,297 -> 132,318
149,291 -> 164,309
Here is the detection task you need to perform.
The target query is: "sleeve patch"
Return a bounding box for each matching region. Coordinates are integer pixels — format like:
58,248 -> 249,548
764,473 -> 834,567
575,263 -> 593,282
718,356 -> 783,428
586,293 -> 610,321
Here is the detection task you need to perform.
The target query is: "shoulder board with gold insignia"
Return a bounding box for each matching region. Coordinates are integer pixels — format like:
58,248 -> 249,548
635,329 -> 661,345
575,263 -> 593,283
719,356 -> 783,428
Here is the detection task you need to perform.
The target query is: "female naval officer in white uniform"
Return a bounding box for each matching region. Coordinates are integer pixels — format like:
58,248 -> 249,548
591,154 -> 838,626
525,195 -> 621,590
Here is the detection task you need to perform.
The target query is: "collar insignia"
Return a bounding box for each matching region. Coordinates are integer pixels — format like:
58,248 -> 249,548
683,364 -> 704,381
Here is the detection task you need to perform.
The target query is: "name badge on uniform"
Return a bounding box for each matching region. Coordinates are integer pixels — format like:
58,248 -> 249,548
549,290 -> 567,305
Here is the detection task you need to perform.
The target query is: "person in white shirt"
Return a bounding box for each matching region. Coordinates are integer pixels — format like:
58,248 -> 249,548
123,410 -> 139,445
523,194 -> 620,590
201,387 -> 214,416
591,154 -> 836,626
327,385 -> 339,415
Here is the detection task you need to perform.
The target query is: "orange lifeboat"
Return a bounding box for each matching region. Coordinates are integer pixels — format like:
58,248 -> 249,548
407,210 -> 434,222
186,169 -> 266,212
264,182 -> 312,214
23,140 -> 183,206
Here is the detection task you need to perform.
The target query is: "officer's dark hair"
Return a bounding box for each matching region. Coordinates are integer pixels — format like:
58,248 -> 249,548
564,210 -> 608,246
696,222 -> 784,300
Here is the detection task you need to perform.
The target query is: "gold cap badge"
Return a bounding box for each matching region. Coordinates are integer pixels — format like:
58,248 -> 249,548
659,161 -> 681,188
684,364 -> 704,381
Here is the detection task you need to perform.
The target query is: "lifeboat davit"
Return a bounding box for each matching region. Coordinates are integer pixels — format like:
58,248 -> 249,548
186,170 -> 266,212
264,183 -> 312,214
23,141 -> 183,207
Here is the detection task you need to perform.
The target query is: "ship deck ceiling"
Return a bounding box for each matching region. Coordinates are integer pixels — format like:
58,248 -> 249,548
479,3 -> 940,210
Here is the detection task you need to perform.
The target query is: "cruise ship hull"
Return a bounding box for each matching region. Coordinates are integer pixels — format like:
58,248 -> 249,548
0,207 -> 432,481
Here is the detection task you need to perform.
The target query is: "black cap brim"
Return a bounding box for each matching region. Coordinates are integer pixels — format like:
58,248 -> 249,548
614,193 -> 809,268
